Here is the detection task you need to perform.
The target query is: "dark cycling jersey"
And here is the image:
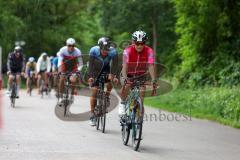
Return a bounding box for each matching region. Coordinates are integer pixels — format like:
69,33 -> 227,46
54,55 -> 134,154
7,52 -> 25,73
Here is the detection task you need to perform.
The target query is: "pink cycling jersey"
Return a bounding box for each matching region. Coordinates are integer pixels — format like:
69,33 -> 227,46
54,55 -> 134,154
123,44 -> 155,75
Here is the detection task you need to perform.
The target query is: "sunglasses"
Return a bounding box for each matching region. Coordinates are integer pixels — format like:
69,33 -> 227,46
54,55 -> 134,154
135,42 -> 145,46
67,45 -> 75,48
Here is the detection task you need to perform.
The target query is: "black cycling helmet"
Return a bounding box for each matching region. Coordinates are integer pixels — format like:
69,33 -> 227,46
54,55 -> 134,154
98,37 -> 111,50
132,30 -> 148,42
14,46 -> 22,53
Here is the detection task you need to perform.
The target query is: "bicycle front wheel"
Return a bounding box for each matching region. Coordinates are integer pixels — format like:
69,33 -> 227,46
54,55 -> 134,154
96,116 -> 100,130
132,99 -> 144,151
29,79 -> 32,96
40,80 -> 44,98
100,114 -> 106,133
10,97 -> 15,108
121,119 -> 130,145
10,83 -> 17,108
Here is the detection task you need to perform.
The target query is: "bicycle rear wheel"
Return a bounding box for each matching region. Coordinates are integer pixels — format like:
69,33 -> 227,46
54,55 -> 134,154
132,99 -> 143,151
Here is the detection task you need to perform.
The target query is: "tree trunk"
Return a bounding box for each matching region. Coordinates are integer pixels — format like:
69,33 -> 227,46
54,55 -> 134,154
151,2 -> 157,55
152,20 -> 157,55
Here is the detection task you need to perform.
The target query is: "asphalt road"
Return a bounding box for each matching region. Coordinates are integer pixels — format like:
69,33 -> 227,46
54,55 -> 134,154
0,89 -> 240,160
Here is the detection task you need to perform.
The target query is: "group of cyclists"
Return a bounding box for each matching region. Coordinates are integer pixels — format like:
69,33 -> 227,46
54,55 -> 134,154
6,30 -> 157,126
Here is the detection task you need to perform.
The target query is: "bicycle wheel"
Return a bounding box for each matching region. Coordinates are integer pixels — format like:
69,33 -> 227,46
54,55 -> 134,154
63,83 -> 69,117
96,115 -> 100,130
100,114 -> 106,133
100,97 -> 107,133
40,80 -> 44,98
29,78 -> 32,96
11,97 -> 15,108
132,99 -> 143,151
63,99 -> 68,117
10,84 -> 16,108
95,94 -> 102,131
95,105 -> 101,130
121,117 -> 130,145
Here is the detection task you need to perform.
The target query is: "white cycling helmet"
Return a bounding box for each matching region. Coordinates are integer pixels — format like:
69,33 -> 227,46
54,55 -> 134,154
14,46 -> 22,53
42,52 -> 47,56
66,38 -> 76,45
132,30 -> 148,42
28,57 -> 35,62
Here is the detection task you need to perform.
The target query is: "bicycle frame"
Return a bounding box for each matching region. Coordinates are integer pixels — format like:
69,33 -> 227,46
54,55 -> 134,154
125,81 -> 144,119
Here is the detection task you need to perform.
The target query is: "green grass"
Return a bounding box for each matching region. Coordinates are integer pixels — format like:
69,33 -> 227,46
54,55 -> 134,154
145,86 -> 240,128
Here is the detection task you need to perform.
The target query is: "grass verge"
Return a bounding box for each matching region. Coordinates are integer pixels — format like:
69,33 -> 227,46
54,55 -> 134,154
145,86 -> 240,128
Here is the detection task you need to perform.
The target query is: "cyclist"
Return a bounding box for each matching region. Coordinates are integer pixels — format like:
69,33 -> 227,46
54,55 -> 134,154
118,30 -> 157,116
88,37 -> 118,126
36,52 -> 51,94
48,56 -> 55,91
58,38 -> 83,104
25,57 -> 37,93
52,55 -> 59,73
6,46 -> 26,98
52,54 -> 59,93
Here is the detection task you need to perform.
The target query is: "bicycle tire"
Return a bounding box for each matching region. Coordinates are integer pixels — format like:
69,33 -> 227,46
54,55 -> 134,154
100,98 -> 107,133
63,82 -> 70,117
10,83 -> 16,108
95,93 -> 103,131
40,79 -> 44,98
29,78 -> 32,96
11,97 -> 15,108
132,99 -> 143,151
100,114 -> 106,133
121,119 -> 130,145
96,116 -> 100,130
63,100 -> 68,117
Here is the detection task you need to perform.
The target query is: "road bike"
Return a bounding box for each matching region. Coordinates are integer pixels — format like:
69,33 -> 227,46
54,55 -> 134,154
94,72 -> 110,133
120,76 -> 155,151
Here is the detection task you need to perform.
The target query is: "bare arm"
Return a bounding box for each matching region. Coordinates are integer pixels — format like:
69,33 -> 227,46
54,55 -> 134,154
122,50 -> 128,79
25,63 -> 29,75
77,56 -> 83,70
122,63 -> 128,79
148,64 -> 156,81
22,55 -> 26,72
110,53 -> 118,76
7,54 -> 11,72
88,56 -> 94,78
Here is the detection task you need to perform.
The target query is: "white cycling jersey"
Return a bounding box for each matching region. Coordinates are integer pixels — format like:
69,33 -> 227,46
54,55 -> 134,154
36,53 -> 51,73
57,46 -> 83,70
